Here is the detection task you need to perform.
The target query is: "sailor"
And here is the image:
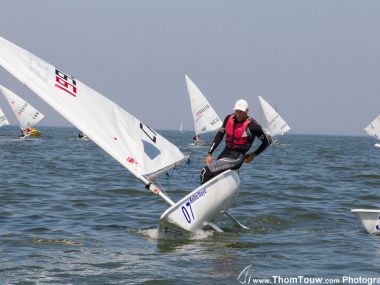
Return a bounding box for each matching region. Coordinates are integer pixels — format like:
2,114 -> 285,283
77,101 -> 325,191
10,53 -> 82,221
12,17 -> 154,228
20,127 -> 31,138
200,99 -> 271,184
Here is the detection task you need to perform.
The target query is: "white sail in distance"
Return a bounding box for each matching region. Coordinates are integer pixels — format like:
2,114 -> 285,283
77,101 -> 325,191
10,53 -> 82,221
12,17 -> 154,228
0,85 -> 44,132
0,36 -> 185,182
0,106 -> 10,127
185,75 -> 222,136
364,115 -> 380,140
258,95 -> 291,136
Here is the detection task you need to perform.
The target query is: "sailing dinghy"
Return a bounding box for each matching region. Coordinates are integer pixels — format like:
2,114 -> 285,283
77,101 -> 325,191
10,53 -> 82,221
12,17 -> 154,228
258,95 -> 291,137
350,116 -> 380,234
0,85 -> 44,137
364,115 -> 380,148
0,106 -> 10,127
185,75 -> 222,146
0,36 -> 243,238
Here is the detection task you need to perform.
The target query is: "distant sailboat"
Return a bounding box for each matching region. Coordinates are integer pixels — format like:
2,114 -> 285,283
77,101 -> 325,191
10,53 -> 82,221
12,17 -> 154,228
0,36 -> 246,237
185,75 -> 222,145
0,85 -> 45,137
364,115 -> 380,148
0,106 -> 10,127
179,123 -> 183,132
258,95 -> 291,137
78,131 -> 89,140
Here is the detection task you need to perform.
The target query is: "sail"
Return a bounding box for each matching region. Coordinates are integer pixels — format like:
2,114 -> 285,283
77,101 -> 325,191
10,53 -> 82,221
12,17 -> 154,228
364,115 -> 380,140
185,75 -> 222,136
0,36 -> 185,181
0,106 -> 10,127
0,85 -> 44,131
258,95 -> 291,136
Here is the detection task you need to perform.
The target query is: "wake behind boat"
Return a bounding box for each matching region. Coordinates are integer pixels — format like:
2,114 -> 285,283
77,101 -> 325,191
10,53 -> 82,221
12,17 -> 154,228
0,36 -> 244,238
0,85 -> 44,138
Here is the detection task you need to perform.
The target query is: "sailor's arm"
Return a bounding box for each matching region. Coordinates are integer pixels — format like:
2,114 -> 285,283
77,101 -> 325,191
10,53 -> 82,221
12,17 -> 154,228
244,124 -> 271,163
204,115 -> 228,164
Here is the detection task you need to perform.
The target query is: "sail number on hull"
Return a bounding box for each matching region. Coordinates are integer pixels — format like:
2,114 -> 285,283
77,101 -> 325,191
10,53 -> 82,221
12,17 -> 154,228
182,201 -> 195,224
181,188 -> 207,224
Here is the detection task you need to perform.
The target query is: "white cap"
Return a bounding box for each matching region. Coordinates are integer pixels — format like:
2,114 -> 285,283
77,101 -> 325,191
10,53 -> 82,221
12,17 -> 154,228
234,99 -> 249,112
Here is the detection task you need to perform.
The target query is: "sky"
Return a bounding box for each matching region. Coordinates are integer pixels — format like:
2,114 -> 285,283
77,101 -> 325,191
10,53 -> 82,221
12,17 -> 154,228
0,0 -> 379,136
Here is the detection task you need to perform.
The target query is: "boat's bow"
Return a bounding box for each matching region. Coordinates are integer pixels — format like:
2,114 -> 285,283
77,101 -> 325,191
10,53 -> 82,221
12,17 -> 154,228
158,170 -> 240,238
351,209 -> 380,234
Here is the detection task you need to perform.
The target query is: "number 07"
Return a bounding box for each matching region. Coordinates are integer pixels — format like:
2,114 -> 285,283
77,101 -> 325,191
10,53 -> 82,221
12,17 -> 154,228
182,201 -> 195,224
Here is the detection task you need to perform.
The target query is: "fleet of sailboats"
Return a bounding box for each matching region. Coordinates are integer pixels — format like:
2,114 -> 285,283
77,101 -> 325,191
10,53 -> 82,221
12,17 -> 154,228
0,85 -> 44,137
0,36 -> 243,237
2,35 -> 380,237
185,75 -> 222,145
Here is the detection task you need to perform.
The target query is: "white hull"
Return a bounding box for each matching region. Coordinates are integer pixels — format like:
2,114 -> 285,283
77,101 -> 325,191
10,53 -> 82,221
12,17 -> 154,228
351,209 -> 380,234
375,143 -> 380,148
158,170 -> 240,238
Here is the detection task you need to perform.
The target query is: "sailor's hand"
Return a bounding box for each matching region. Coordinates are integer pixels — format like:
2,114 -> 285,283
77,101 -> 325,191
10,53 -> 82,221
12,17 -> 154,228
204,154 -> 212,165
244,153 -> 256,163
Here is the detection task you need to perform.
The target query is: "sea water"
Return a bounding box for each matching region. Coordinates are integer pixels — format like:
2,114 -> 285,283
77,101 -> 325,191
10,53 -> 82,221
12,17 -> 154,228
1,126 -> 380,285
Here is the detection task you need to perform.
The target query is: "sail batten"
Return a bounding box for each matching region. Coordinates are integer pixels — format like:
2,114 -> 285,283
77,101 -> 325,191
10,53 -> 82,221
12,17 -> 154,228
258,95 -> 291,136
0,36 -> 184,183
185,75 -> 222,136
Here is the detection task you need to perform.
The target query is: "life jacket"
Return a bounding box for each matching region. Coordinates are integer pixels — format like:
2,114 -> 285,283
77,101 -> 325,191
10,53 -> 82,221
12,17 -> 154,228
225,114 -> 251,150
